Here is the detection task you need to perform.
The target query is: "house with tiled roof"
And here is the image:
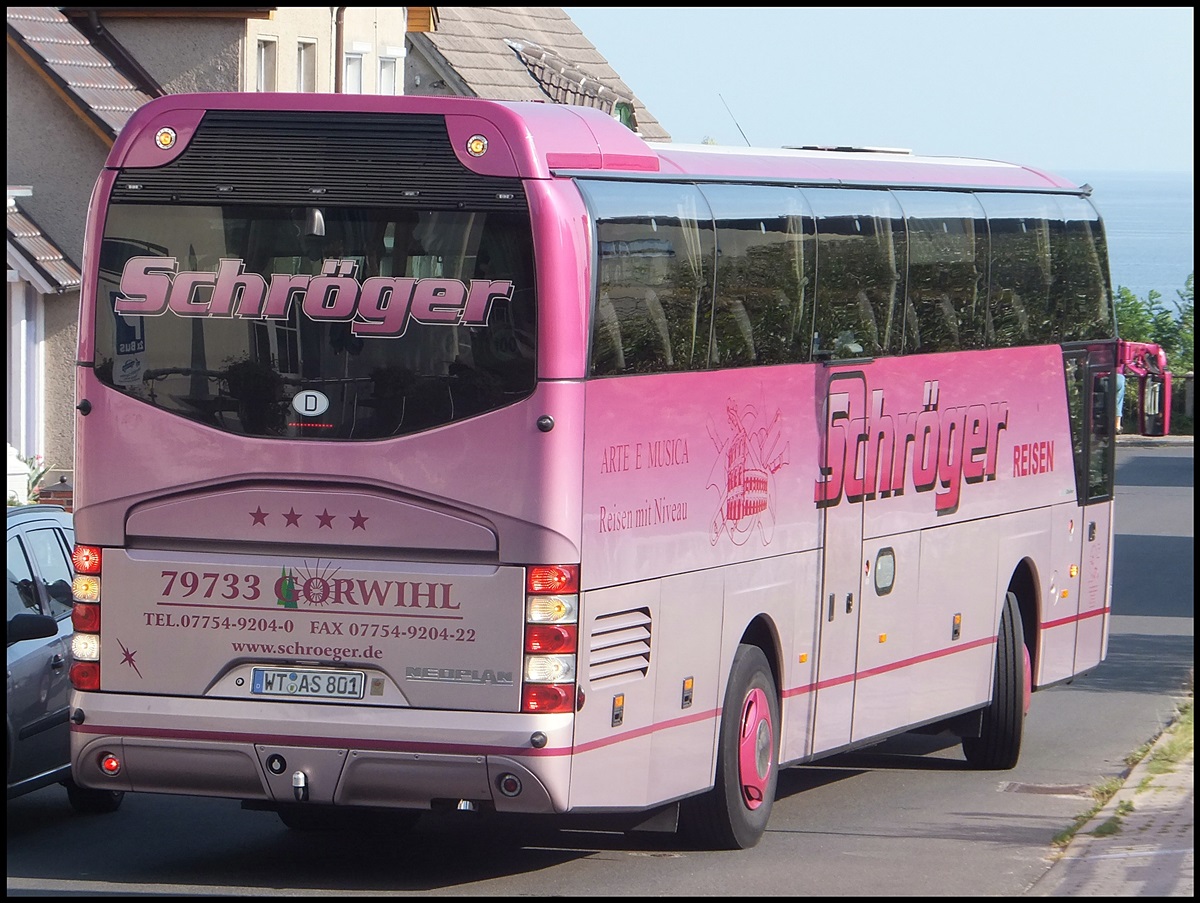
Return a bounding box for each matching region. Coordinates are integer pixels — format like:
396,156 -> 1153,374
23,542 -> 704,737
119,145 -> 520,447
405,7 -> 669,140
6,6 -> 665,501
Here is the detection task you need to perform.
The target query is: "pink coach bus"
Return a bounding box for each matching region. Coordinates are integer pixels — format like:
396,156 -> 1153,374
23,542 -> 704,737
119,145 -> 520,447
68,93 -> 1169,849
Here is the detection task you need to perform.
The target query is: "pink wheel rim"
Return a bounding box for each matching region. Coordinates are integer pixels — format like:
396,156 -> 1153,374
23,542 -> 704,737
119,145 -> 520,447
737,686 -> 772,810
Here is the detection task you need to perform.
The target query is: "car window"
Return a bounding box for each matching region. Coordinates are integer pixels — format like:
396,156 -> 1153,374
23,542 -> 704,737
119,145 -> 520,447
7,536 -> 41,620
22,526 -> 76,618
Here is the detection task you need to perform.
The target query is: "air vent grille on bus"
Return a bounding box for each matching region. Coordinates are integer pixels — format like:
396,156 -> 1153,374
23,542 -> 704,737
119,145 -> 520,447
588,607 -> 652,685
111,111 -> 527,210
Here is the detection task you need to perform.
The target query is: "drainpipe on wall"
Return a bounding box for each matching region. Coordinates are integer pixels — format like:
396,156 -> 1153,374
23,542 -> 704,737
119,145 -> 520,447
81,9 -> 165,96
333,7 -> 347,93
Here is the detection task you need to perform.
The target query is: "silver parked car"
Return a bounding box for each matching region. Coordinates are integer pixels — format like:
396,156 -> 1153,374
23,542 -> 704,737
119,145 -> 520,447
7,504 -> 123,812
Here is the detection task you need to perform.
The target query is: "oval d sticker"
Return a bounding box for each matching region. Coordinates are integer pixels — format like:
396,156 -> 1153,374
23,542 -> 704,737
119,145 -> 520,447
292,390 -> 330,417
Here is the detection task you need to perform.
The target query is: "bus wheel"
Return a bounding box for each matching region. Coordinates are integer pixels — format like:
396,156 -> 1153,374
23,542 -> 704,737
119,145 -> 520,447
962,593 -> 1026,769
679,643 -> 779,849
65,779 -> 124,814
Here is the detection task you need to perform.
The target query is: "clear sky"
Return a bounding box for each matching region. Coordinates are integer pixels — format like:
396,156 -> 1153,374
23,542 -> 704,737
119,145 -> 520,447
561,7 -> 1194,175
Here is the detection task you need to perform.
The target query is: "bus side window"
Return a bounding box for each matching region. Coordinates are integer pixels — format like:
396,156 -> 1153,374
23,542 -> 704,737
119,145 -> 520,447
978,194 -> 1066,347
594,289 -> 626,373
584,181 -> 716,376
703,184 -> 815,368
892,191 -> 990,354
904,218 -> 971,354
805,188 -> 905,359
598,241 -> 676,373
592,232 -> 686,374
1054,197 -> 1115,342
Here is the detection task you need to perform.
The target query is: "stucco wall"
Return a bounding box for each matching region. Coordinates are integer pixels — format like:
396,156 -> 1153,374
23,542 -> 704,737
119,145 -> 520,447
6,51 -> 110,272
101,18 -> 244,93
404,41 -> 462,97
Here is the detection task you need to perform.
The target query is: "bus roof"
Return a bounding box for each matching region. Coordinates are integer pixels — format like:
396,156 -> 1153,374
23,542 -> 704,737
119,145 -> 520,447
107,92 -> 1080,193
643,142 -> 1079,192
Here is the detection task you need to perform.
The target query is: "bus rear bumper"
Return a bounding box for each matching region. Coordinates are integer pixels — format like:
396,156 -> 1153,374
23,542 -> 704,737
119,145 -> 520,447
69,692 -> 572,814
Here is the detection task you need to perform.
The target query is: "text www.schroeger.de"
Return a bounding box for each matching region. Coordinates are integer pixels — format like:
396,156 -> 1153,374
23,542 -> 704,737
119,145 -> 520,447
230,641 -> 383,662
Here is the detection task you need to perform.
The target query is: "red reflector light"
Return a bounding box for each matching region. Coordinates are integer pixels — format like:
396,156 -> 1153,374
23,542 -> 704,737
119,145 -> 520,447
72,602 -> 101,633
100,753 -> 122,776
524,624 -> 577,654
70,660 -> 100,691
527,565 -> 578,594
72,545 -> 102,575
522,683 -> 574,713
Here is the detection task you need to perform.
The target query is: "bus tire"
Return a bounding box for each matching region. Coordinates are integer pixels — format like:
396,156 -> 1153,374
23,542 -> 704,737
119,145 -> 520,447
679,643 -> 779,850
65,779 -> 124,814
962,592 -> 1026,770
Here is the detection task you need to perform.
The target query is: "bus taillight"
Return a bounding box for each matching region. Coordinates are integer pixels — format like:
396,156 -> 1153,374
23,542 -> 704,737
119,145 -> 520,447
524,652 -> 575,683
72,576 -> 100,603
524,624 -> 577,654
70,604 -> 101,689
527,565 -> 578,594
70,545 -> 103,690
72,601 -> 101,633
522,565 -> 579,714
72,544 -> 102,575
70,660 -> 101,692
522,683 -> 573,712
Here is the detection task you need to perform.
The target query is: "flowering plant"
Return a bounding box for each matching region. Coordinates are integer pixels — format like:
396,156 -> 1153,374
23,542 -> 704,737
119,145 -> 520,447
16,453 -> 51,505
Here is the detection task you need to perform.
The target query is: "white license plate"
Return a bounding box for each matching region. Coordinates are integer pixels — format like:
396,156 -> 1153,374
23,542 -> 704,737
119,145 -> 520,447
251,667 -> 365,700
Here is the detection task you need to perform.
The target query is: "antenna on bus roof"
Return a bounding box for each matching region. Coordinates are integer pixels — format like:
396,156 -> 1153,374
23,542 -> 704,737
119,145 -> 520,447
719,94 -> 752,147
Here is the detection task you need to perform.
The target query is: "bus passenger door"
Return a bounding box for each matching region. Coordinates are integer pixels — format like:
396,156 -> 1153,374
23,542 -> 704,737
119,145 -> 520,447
812,370 -> 867,754
1075,351 -> 1117,672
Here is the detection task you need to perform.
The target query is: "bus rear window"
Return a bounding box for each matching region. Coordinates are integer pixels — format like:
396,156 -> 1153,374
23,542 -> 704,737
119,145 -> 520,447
93,205 -> 536,440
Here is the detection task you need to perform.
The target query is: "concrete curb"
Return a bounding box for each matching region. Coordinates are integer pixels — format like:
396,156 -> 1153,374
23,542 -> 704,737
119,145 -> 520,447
1028,705 -> 1194,896
1115,435 -> 1194,447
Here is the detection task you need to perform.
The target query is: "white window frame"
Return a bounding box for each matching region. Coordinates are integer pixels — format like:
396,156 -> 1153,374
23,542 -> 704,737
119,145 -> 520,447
343,53 -> 364,94
257,37 -> 278,92
379,57 -> 399,96
6,276 -> 46,463
297,39 -> 317,93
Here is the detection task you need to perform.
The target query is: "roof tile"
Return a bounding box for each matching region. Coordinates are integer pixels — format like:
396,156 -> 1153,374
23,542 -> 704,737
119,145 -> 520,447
7,6 -> 153,140
422,7 -> 670,140
6,197 -> 81,292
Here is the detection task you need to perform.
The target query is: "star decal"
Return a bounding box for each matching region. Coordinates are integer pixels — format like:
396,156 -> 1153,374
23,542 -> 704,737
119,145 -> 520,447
246,506 -> 370,531
117,638 -> 143,679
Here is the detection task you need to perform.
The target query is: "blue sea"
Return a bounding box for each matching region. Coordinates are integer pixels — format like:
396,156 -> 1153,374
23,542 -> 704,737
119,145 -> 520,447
1066,170 -> 1194,304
